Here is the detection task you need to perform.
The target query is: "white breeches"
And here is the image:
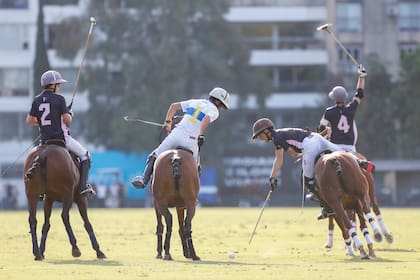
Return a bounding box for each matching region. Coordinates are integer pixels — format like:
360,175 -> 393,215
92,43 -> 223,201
301,133 -> 342,178
65,136 -> 88,160
153,127 -> 199,163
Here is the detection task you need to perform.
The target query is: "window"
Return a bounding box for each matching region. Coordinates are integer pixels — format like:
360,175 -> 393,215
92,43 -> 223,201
337,45 -> 362,73
0,0 -> 28,9
0,68 -> 30,96
336,2 -> 362,33
55,68 -> 78,93
43,0 -> 78,5
0,24 -> 29,50
399,2 -> 420,31
0,113 -> 31,141
400,43 -> 418,58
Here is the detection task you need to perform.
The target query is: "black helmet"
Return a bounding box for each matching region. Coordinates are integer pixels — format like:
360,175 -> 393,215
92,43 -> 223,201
252,118 -> 274,139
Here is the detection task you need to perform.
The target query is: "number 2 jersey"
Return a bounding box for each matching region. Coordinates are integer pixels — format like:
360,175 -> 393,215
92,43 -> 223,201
320,100 -> 358,146
29,90 -> 67,143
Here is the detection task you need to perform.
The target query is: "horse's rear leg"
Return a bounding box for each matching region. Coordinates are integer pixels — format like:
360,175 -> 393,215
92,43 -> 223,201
184,204 -> 200,261
28,199 -> 43,261
75,198 -> 106,259
39,197 -> 53,259
155,206 -> 164,259
61,200 -> 81,257
325,217 -> 334,248
367,174 -> 393,243
356,204 -> 375,258
161,207 -> 173,261
176,208 -> 190,259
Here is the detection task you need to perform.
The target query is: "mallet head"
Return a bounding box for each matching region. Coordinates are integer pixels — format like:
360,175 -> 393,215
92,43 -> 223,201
316,23 -> 332,31
90,17 -> 96,24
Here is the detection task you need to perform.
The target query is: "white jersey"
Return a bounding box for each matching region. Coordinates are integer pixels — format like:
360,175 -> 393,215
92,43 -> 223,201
153,98 -> 219,162
177,99 -> 219,135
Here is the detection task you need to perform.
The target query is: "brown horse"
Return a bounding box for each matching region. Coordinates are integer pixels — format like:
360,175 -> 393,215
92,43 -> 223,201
24,142 -> 106,261
152,148 -> 200,261
314,151 -> 381,259
324,152 -> 393,248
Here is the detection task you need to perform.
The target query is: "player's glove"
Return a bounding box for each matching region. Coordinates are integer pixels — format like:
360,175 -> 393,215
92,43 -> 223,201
269,177 -> 278,191
197,135 -> 205,147
358,64 -> 367,77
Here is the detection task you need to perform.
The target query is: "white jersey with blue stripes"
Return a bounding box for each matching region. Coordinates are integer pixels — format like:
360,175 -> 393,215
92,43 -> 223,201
178,99 -> 219,135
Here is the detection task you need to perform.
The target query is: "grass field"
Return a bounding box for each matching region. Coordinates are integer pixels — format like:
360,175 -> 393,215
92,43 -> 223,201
1,207 -> 419,279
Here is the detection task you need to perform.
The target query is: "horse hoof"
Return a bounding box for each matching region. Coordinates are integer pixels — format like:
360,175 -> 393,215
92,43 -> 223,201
156,254 -> 162,259
72,248 -> 81,258
163,254 -> 173,261
192,256 -> 201,261
374,232 -> 383,243
325,244 -> 333,249
97,251 -> 106,259
385,233 -> 394,243
34,255 -> 44,261
360,254 -> 370,260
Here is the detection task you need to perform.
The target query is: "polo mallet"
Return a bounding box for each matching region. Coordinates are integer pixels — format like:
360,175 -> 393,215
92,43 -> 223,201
248,189 -> 273,245
1,135 -> 40,177
68,17 -> 96,109
316,23 -> 360,68
123,116 -> 163,127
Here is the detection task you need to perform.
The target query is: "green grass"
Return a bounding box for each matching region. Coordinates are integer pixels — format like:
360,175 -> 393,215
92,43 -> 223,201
1,207 -> 419,279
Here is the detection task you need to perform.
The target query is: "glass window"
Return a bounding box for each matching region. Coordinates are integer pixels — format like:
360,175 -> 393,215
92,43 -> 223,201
336,2 -> 362,32
399,43 -> 418,58
0,0 -> 28,9
43,0 -> 78,5
399,2 -> 420,31
0,24 -> 29,50
337,44 -> 362,73
55,68 -> 78,93
0,68 -> 30,96
0,113 -> 31,141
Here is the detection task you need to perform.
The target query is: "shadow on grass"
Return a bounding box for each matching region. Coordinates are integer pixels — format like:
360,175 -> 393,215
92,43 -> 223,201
47,259 -> 122,266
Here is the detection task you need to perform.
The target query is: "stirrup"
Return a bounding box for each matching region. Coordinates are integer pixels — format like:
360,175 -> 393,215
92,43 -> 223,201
131,176 -> 147,189
80,184 -> 96,197
317,208 -> 335,220
305,193 -> 320,202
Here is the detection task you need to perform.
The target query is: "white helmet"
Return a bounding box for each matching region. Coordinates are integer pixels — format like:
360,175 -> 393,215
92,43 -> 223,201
209,87 -> 230,109
41,70 -> 67,87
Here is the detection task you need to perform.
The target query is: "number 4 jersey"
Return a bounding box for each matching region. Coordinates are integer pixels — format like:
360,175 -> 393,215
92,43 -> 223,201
320,100 -> 358,146
29,90 -> 68,143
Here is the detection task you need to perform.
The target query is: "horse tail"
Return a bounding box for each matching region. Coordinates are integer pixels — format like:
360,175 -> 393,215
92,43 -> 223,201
171,153 -> 181,192
38,150 -> 48,187
331,157 -> 346,191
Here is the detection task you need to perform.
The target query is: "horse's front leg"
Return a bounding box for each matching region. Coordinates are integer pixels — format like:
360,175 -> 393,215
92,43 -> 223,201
28,198 -> 43,261
176,207 -> 189,259
39,197 -> 53,258
61,199 -> 81,257
74,196 -> 106,259
154,205 -> 164,259
361,193 -> 382,243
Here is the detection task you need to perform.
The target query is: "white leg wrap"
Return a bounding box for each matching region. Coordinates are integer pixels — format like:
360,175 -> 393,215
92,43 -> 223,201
366,213 -> 380,234
327,229 -> 334,247
376,214 -> 389,235
344,238 -> 355,256
362,228 -> 373,245
349,228 -> 363,249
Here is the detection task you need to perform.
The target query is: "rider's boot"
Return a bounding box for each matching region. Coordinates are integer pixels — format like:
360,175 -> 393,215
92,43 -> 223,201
79,159 -> 96,197
357,159 -> 375,173
131,154 -> 157,189
304,176 -> 335,220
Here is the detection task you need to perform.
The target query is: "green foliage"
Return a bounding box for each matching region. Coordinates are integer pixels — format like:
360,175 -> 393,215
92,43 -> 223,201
33,0 -> 50,95
81,1 -> 256,153
356,56 -> 397,158
52,17 -> 85,61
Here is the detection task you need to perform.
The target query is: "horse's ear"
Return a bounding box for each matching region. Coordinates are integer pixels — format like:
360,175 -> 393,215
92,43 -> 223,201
304,126 -> 312,132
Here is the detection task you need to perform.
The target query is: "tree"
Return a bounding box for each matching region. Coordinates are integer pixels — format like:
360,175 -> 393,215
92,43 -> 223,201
355,56 -> 397,159
391,50 -> 420,158
33,1 -> 50,98
32,0 -> 50,140
80,1 -> 259,155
